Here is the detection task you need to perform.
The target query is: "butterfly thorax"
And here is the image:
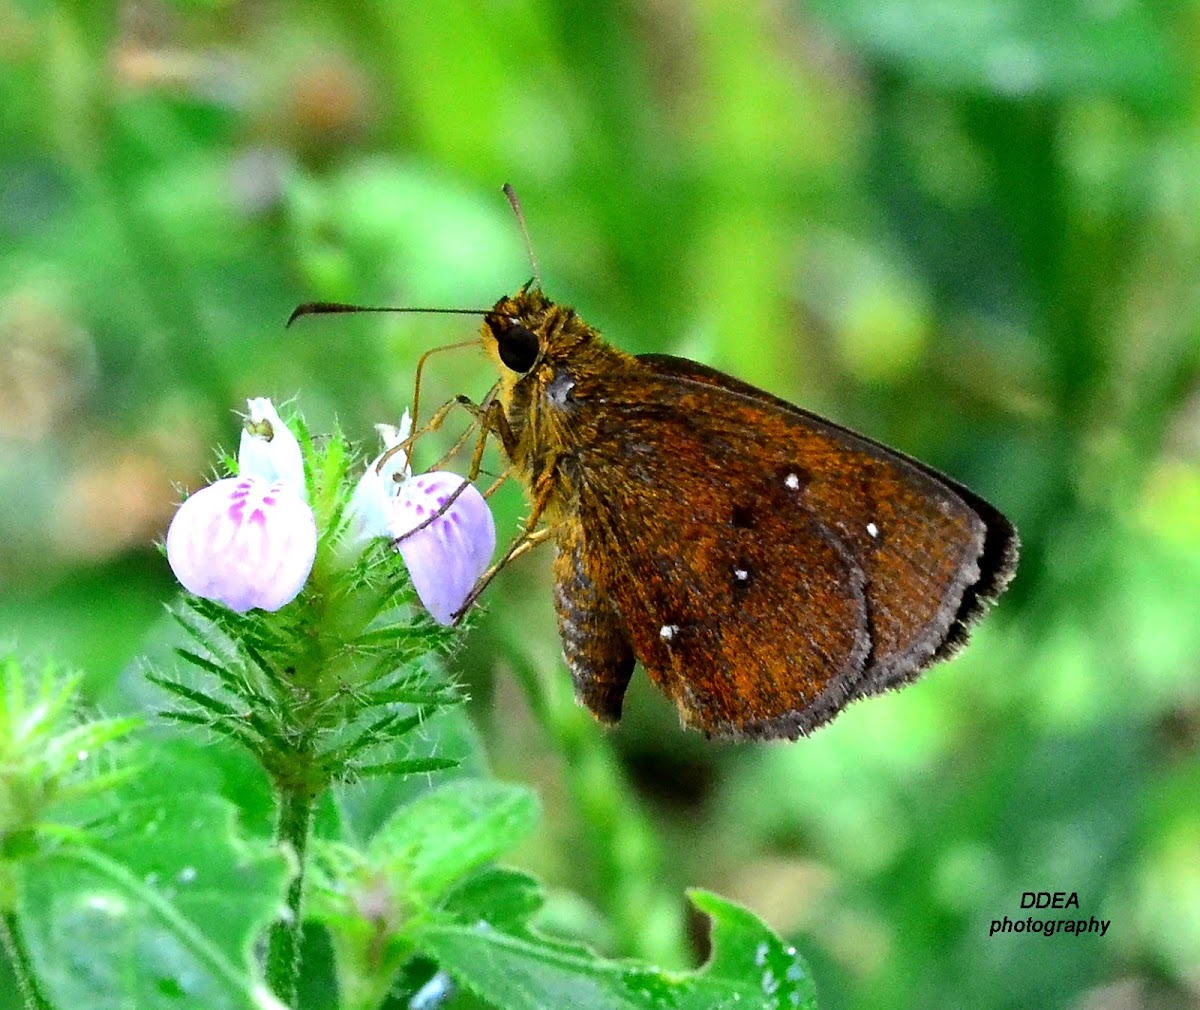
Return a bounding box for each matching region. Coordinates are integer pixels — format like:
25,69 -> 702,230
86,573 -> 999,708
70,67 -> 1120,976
482,287 -> 638,524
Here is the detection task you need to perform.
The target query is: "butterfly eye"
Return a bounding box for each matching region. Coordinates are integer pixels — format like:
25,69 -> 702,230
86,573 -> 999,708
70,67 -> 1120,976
494,321 -> 540,373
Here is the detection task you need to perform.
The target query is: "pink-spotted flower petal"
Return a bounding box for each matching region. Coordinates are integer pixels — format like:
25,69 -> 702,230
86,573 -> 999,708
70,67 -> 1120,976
389,472 -> 496,626
238,397 -> 306,493
166,476 -> 317,613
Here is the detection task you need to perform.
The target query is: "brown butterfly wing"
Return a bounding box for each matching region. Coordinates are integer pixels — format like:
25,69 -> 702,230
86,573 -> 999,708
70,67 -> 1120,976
639,355 -> 1020,672
554,355 -> 1016,739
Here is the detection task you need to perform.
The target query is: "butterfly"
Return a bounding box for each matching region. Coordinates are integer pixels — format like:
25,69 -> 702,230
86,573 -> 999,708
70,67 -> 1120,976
463,282 -> 1018,739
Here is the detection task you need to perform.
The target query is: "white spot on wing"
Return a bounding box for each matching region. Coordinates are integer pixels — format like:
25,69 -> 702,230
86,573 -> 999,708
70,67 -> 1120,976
784,473 -> 800,490
866,522 -> 879,538
659,624 -> 677,641
734,568 -> 749,581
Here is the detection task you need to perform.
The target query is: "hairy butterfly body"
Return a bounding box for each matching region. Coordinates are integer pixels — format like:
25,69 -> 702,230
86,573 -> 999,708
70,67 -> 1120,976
481,284 -> 1018,740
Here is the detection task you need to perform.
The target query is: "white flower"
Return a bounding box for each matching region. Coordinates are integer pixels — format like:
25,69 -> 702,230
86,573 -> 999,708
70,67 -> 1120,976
347,414 -> 496,626
167,476 -> 317,613
390,472 -> 496,626
346,411 -> 412,544
238,397 -> 306,492
166,397 -> 317,613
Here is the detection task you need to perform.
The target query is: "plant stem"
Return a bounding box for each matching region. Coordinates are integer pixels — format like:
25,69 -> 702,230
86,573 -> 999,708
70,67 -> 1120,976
501,637 -> 688,968
266,785 -> 316,1005
1,909 -> 53,1010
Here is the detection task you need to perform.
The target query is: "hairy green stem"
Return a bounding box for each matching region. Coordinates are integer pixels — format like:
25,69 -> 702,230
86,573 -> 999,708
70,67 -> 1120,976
501,637 -> 688,968
266,786 -> 316,1005
2,909 -> 53,1010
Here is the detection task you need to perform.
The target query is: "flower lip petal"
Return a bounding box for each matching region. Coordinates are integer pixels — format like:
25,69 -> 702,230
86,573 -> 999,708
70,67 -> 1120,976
238,397 -> 306,493
166,475 -> 316,612
389,471 -> 496,626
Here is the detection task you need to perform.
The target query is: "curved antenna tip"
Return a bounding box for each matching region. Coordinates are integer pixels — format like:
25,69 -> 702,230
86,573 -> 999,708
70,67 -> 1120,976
286,302 -> 329,327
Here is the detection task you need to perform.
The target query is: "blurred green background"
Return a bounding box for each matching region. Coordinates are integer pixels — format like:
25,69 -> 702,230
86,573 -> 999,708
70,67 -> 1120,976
2,1 -> 1199,1008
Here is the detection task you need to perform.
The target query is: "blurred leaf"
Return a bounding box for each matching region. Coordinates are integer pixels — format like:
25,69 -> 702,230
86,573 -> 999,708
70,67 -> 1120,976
18,790 -> 289,1010
441,868 -> 546,935
368,779 -> 541,905
805,0 -> 1182,104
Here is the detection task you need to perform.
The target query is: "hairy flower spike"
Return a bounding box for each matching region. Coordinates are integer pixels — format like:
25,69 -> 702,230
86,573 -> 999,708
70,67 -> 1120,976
166,397 -> 317,613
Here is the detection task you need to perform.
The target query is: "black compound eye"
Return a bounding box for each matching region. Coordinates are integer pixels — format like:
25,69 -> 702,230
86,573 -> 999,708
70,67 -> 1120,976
493,319 -> 540,373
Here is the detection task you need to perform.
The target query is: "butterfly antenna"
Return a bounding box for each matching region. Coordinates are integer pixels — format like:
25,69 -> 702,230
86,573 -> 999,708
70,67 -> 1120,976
503,183 -> 540,287
286,303 -> 490,327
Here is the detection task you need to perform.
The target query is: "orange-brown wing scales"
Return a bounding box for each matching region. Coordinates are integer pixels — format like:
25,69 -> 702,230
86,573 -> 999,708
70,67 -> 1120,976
779,424 -> 986,687
552,518 -> 635,723
635,355 -> 998,690
581,469 -> 871,736
555,360 -> 996,739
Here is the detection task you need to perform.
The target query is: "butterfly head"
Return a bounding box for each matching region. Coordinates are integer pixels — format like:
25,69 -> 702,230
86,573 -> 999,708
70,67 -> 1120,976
482,283 -> 552,376
481,283 -> 609,387
480,283 -> 633,465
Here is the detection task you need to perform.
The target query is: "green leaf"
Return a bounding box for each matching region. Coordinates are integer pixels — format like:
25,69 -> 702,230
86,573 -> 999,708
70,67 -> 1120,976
415,888 -> 818,1010
441,868 -> 545,935
306,781 -> 540,1010
334,705 -> 490,844
354,756 -> 461,779
367,779 -> 540,904
17,792 -> 290,1010
690,891 -> 818,1009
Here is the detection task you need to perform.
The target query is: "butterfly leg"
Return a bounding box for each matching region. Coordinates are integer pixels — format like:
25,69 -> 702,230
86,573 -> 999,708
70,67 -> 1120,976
413,389 -> 517,479
392,475 -> 479,545
427,417 -> 480,472
395,394 -> 520,550
450,526 -> 553,625
450,466 -> 556,623
464,392 -> 518,476
408,338 -> 480,435
481,470 -> 512,499
398,390 -> 494,459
